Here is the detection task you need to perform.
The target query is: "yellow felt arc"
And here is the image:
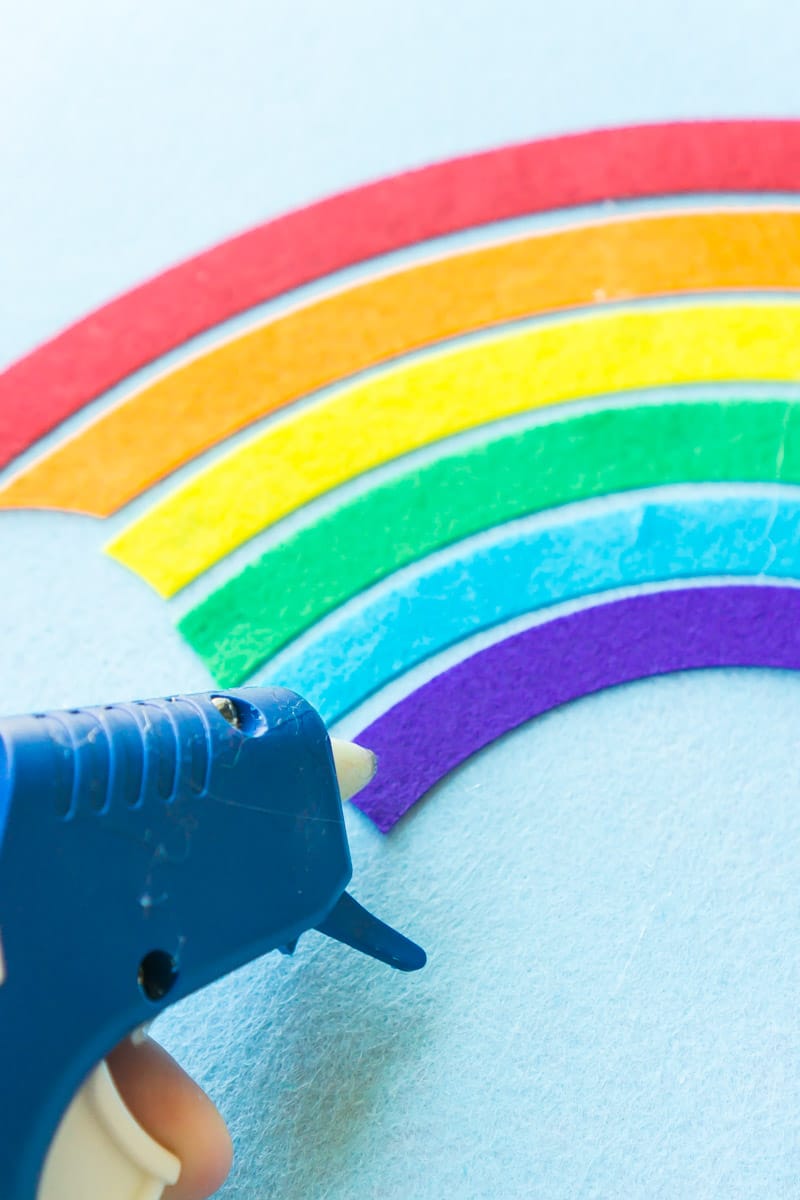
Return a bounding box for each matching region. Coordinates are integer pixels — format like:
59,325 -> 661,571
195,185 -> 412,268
107,301 -> 800,596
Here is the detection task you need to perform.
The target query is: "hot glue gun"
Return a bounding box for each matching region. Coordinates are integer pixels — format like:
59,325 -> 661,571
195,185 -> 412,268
0,686 -> 425,1200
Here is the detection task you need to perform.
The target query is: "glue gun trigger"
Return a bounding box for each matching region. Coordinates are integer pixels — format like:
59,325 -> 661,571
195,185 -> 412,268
316,890 -> 426,972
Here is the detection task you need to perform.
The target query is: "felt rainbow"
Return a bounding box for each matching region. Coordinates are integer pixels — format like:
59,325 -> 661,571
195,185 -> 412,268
3,121 -> 800,830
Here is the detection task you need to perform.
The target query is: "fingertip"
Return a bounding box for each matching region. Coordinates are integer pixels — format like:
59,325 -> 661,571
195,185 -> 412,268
166,1102 -> 233,1200
108,1036 -> 233,1200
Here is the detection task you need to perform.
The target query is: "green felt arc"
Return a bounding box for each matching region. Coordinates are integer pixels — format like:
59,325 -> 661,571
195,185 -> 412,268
179,399 -> 800,685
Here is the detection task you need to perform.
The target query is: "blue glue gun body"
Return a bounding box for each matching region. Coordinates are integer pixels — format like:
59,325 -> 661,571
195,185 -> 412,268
0,687 -> 424,1199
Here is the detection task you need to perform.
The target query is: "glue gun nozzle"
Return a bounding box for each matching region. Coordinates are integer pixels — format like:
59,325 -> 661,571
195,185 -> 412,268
330,738 -> 377,801
316,890 -> 426,972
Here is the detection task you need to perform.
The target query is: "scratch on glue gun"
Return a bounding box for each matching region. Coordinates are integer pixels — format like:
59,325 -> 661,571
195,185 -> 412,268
0,686 -> 425,1200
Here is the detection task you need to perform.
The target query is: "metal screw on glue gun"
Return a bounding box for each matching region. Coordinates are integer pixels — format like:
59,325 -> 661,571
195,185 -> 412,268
211,695 -> 241,728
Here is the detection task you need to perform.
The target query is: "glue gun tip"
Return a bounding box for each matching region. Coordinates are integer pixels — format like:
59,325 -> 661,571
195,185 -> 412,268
330,738 -> 377,801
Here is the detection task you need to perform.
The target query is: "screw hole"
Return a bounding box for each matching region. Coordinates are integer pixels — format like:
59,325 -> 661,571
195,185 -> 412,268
211,694 -> 265,736
138,949 -> 178,1001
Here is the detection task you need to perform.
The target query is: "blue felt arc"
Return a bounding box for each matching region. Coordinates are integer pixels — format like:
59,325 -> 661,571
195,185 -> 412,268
258,495 -> 800,723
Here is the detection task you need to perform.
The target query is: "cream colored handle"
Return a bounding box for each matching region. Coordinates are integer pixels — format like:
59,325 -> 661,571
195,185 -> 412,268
38,1060 -> 180,1200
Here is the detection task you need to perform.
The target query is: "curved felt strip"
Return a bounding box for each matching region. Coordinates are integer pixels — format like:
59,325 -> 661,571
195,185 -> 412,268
260,495 -> 800,724
3,120 -> 800,471
178,398 -> 800,685
109,302 -> 800,597
351,585 -> 800,832
8,209 -> 800,515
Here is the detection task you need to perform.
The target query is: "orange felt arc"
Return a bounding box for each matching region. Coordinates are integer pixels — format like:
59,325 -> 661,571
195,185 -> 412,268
4,207 -> 800,516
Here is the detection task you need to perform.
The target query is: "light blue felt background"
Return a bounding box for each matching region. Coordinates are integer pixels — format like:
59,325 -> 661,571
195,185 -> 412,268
3,2 -> 800,1196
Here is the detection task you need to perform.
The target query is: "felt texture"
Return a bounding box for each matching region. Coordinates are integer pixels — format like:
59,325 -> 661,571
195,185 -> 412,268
6,207 -> 800,515
8,4 -> 800,1193
107,302 -> 800,597
153,667 -> 800,1198
261,494 -> 800,724
4,119 -> 800,473
180,398 -> 800,683
352,585 -> 800,831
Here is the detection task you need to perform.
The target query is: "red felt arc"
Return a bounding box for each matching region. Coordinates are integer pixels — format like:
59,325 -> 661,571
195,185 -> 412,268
3,120 -> 800,469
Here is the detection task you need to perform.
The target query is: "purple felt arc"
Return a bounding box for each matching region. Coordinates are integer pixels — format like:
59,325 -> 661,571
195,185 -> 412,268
352,585 -> 800,832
